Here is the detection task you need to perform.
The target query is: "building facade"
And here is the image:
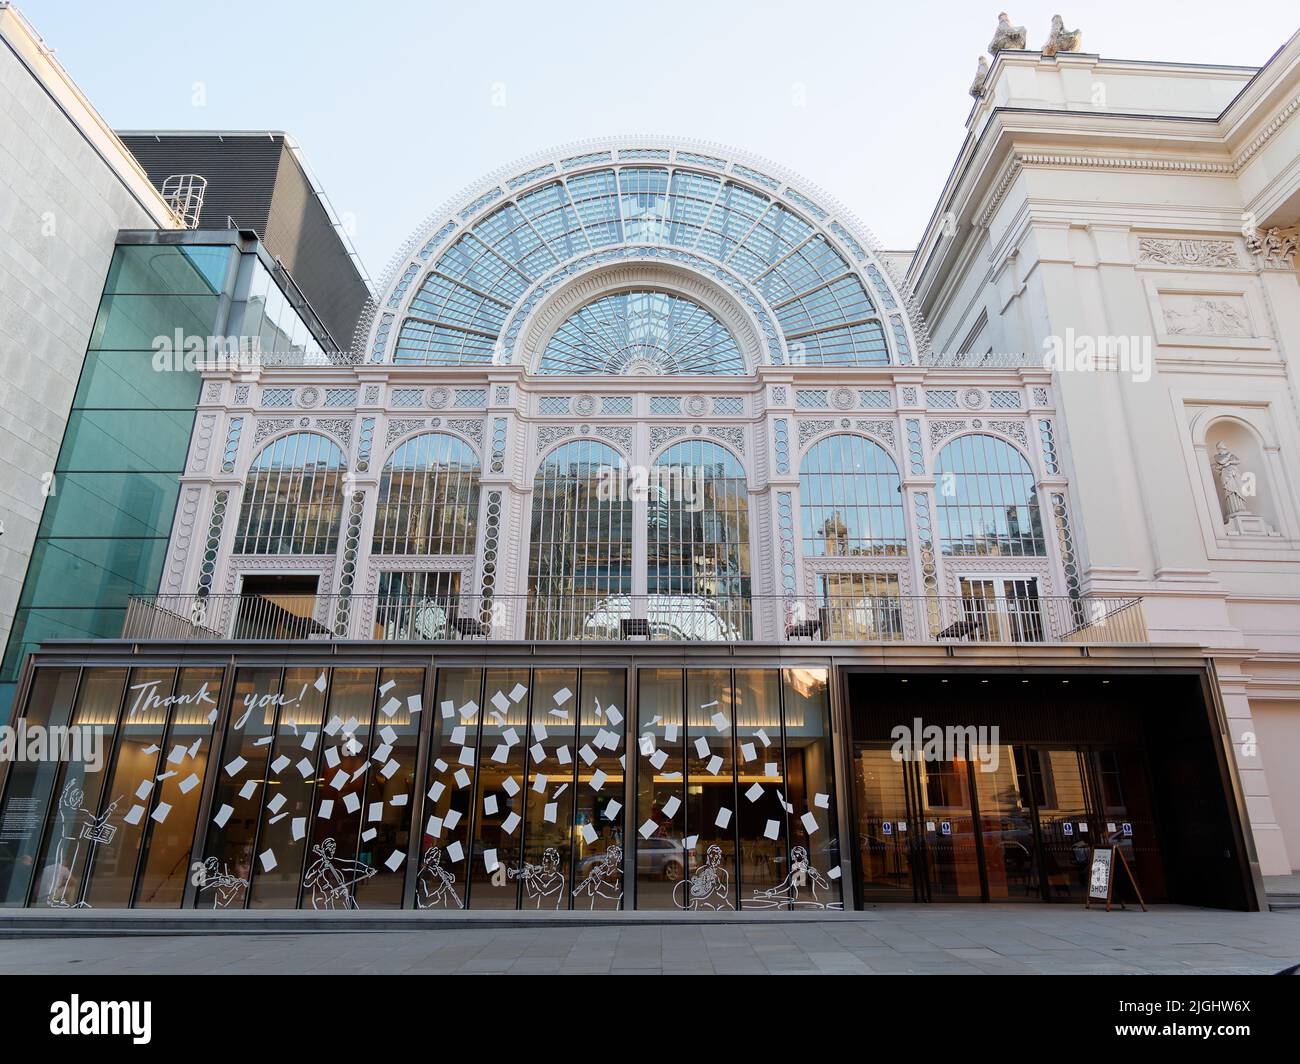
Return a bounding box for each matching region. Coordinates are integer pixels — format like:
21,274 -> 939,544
0,13 -> 1297,916
0,3 -> 180,695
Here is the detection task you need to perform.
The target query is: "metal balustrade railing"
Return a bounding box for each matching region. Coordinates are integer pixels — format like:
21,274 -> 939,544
121,592 -> 1148,645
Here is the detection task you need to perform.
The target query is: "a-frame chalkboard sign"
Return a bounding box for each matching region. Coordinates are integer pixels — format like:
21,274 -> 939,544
1085,845 -> 1147,911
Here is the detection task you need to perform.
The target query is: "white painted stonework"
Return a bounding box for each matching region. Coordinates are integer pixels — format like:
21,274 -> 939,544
910,39 -> 1300,874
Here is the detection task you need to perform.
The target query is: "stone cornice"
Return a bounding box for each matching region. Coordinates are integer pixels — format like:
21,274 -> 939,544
1233,92 -> 1300,170
975,150 -> 1241,231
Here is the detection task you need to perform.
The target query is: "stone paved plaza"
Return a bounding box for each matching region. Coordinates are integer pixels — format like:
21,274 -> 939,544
2,906 -> 1298,975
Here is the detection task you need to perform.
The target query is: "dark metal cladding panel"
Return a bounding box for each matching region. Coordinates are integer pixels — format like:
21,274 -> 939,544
120,134 -> 279,236
119,134 -> 369,350
262,142 -> 369,351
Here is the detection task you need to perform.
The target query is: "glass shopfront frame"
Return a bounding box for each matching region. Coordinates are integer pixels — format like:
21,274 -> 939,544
3,659 -> 1251,912
0,660 -> 848,912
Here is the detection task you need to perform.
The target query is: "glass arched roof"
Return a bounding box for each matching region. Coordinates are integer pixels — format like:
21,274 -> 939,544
376,142 -> 915,371
540,289 -> 744,375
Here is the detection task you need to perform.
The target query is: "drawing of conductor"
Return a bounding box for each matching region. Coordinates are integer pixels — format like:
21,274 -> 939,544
45,781 -> 120,908
416,846 -> 463,909
673,843 -> 733,910
303,838 -> 377,909
509,846 -> 566,908
572,843 -> 623,908
197,856 -> 249,909
748,845 -> 839,910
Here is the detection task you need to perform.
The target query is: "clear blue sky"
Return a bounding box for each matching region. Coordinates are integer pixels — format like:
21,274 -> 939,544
19,1 -> 1299,286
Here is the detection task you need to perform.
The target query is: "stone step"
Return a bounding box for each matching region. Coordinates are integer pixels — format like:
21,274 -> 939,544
0,907 -> 875,936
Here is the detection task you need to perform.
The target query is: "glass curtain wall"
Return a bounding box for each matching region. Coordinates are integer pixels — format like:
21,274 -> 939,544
635,667 -> 841,910
421,667 -> 627,910
1,245 -> 232,695
10,667 -> 222,910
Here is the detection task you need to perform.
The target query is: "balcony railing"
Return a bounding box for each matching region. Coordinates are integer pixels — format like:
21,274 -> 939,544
120,592 -> 1147,646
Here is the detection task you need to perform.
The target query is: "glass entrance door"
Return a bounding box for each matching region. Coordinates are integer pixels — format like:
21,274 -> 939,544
974,746 -> 1040,899
915,756 -> 982,899
1024,748 -> 1093,900
852,746 -> 916,899
852,741 -> 1161,904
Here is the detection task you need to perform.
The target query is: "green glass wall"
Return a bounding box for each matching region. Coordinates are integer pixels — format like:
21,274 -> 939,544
1,245 -> 234,696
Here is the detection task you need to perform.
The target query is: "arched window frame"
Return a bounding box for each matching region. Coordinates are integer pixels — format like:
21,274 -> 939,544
372,431 -> 482,556
233,431 -> 346,555
526,438 -> 634,639
797,432 -> 907,559
647,438 -> 753,638
934,432 -> 1046,558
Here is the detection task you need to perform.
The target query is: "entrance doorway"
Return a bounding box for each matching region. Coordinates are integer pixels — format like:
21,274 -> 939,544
956,575 -> 1043,642
233,574 -> 325,640
852,740 -> 1162,903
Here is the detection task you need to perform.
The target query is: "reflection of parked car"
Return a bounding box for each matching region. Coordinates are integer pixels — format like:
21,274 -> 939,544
635,837 -> 684,881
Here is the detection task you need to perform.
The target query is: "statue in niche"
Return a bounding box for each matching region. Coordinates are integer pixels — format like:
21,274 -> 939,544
988,13 -> 1027,55
1211,441 -> 1279,537
1212,442 -> 1249,519
1041,15 -> 1082,56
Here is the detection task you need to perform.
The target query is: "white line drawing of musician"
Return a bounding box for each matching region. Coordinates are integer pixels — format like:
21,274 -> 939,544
572,843 -> 622,908
748,845 -> 841,909
197,856 -> 249,909
673,843 -> 733,910
45,781 -> 119,908
509,846 -> 566,908
415,846 -> 463,909
303,837 -> 376,909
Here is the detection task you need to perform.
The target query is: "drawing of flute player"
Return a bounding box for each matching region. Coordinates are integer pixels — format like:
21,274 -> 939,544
509,846 -> 566,908
572,843 -> 623,908
303,838 -> 377,909
415,846 -> 463,909
46,781 -> 119,908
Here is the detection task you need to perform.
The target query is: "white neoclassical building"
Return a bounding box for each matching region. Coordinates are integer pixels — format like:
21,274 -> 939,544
909,33 -> 1300,878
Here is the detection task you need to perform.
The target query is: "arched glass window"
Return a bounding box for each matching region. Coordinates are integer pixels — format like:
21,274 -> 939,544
527,440 -> 632,639
234,432 -> 345,554
539,290 -> 745,375
392,158 -> 898,369
799,434 -> 905,556
648,440 -> 751,638
935,434 -> 1044,556
373,432 -> 480,555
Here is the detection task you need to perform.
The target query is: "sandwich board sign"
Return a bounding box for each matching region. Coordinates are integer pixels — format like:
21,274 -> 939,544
1085,845 -> 1146,911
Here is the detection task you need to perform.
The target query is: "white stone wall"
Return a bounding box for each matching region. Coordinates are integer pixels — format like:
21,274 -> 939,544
0,7 -> 177,658
912,42 -> 1300,874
